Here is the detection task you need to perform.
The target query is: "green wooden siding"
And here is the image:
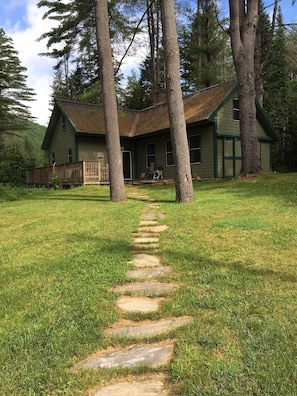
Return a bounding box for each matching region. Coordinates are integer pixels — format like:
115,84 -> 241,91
48,116 -> 75,164
134,126 -> 214,179
189,126 -> 214,179
216,95 -> 240,135
135,134 -> 168,178
216,95 -> 268,139
214,96 -> 273,177
77,136 -> 107,163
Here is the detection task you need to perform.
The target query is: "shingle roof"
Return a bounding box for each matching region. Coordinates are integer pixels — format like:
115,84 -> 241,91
133,80 -> 237,136
57,101 -> 138,137
49,80 -> 236,140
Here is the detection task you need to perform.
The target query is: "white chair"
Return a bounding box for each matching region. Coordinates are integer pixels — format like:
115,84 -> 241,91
153,169 -> 163,179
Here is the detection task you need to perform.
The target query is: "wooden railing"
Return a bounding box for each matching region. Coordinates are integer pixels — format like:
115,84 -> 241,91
26,161 -> 109,187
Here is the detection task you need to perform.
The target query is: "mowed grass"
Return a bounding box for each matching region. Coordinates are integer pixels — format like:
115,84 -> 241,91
0,173 -> 296,395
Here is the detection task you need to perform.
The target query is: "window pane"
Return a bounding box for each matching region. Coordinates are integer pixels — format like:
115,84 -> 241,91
189,135 -> 200,149
146,144 -> 155,155
167,152 -> 174,166
233,98 -> 240,120
190,149 -> 201,163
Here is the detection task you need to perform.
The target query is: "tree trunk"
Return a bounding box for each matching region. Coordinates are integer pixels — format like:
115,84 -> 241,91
229,0 -> 262,175
94,0 -> 126,201
160,0 -> 194,202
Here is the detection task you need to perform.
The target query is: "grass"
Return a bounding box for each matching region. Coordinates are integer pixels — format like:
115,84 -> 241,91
0,174 -> 296,395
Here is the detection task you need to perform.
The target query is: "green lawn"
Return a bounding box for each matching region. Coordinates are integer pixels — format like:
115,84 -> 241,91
0,174 -> 296,395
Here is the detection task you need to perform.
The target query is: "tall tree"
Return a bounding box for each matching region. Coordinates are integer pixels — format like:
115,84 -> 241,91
264,11 -> 293,171
181,0 -> 233,91
254,0 -> 278,105
229,0 -> 261,176
0,28 -> 35,145
94,0 -> 126,202
160,0 -> 194,203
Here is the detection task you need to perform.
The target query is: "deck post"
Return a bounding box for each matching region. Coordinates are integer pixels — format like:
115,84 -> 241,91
98,161 -> 101,183
82,161 -> 86,186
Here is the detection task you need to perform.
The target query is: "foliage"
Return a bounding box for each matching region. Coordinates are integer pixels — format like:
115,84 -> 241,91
0,28 -> 35,139
121,61 -> 159,109
38,0 -> 141,103
0,174 -> 296,395
180,0 -> 234,92
0,120 -> 47,186
264,11 -> 297,172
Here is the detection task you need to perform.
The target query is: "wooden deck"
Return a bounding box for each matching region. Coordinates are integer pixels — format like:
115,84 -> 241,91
26,161 -> 109,187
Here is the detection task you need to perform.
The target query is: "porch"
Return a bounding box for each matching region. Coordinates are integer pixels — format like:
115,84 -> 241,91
26,161 -> 109,187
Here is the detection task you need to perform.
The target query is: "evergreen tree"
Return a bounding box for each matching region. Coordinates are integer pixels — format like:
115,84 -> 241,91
264,14 -> 297,172
0,28 -> 35,144
121,69 -> 151,109
38,0 -> 139,102
181,0 -> 233,91
229,0 -> 261,176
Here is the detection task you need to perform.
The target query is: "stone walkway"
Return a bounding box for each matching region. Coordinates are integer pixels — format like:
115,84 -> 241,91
74,190 -> 193,395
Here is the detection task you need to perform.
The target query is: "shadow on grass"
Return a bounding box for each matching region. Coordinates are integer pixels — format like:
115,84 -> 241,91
165,249 -> 297,285
34,194 -> 111,202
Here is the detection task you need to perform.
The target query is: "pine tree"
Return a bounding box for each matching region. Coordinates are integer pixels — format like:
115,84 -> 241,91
229,0 -> 261,176
94,0 -> 126,202
160,0 -> 194,202
181,0 -> 233,91
0,28 -> 35,143
264,11 -> 297,171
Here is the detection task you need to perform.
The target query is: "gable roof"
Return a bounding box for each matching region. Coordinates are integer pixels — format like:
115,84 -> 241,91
42,80 -> 277,149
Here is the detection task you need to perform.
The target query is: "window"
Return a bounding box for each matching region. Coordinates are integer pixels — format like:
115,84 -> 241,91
146,143 -> 155,168
68,149 -> 73,163
189,134 -> 201,163
233,98 -> 240,121
61,115 -> 66,134
166,140 -> 174,166
51,152 -> 55,165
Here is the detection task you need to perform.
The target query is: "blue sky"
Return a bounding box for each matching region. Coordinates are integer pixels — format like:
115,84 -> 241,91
0,0 -> 296,126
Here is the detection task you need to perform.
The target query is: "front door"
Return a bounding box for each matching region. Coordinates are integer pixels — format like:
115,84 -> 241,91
122,150 -> 132,180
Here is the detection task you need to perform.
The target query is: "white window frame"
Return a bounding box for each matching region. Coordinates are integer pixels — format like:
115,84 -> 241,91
166,140 -> 174,166
233,98 -> 240,121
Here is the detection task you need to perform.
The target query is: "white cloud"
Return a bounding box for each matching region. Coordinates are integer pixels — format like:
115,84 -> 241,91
5,0 -> 57,126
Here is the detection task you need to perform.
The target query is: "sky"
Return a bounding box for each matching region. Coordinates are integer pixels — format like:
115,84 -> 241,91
0,0 -> 296,127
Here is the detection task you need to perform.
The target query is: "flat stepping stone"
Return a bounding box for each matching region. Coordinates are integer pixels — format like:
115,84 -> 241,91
133,243 -> 160,252
126,266 -> 171,280
105,316 -> 193,338
131,254 -> 161,267
141,214 -> 156,220
135,196 -> 150,200
112,281 -> 179,295
75,342 -> 174,370
91,374 -> 169,395
134,236 -> 159,244
139,220 -> 158,226
133,232 -> 155,237
138,225 -> 168,233
117,296 -> 166,313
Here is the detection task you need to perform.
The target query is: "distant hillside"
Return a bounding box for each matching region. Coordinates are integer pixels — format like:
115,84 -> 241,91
4,120 -> 47,167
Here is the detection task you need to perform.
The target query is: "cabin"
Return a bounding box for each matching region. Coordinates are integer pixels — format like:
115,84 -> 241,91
26,80 -> 278,186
